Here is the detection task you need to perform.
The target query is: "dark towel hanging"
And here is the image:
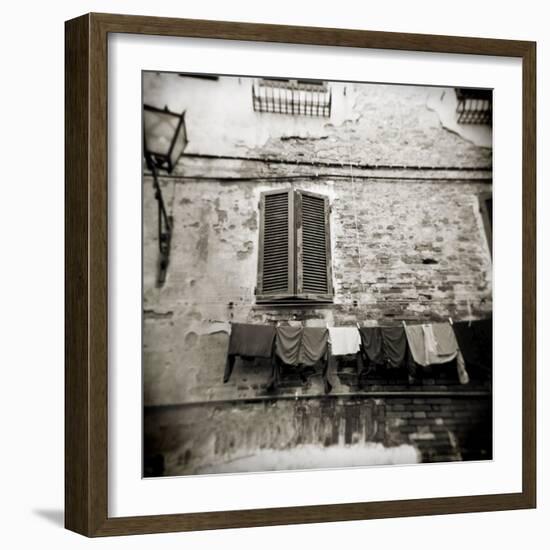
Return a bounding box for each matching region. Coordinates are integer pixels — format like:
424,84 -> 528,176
224,323 -> 276,383
380,326 -> 408,368
473,318 -> 493,371
227,323 -> 276,357
359,327 -> 384,364
300,327 -> 329,366
275,325 -> 302,366
452,318 -> 492,373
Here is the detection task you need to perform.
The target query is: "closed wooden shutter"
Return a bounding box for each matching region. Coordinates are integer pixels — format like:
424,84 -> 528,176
296,190 -> 333,298
257,189 -> 294,298
256,188 -> 332,302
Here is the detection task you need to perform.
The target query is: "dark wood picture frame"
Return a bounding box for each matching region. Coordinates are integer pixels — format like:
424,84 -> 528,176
65,12 -> 536,537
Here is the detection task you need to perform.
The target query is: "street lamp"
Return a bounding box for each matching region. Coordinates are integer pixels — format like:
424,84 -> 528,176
143,105 -> 188,286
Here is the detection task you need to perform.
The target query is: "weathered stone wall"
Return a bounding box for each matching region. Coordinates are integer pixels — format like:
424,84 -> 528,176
144,74 -> 492,168
143,173 -> 491,406
142,75 -> 492,471
144,393 -> 491,476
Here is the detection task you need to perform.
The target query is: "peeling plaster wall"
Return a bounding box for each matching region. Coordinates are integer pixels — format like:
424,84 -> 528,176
143,176 -> 492,406
142,75 -> 493,473
143,74 -> 491,167
143,73 -> 359,157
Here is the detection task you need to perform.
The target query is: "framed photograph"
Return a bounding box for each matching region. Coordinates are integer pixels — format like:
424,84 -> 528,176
65,13 -> 536,536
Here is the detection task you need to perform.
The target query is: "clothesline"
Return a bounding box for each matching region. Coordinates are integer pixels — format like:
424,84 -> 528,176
225,317 -> 490,329
223,318 -> 493,393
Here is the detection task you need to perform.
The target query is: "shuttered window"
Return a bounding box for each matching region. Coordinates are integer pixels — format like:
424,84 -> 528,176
256,189 -> 333,302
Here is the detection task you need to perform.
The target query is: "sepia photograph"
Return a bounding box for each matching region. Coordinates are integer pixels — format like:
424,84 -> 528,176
142,72 -> 493,478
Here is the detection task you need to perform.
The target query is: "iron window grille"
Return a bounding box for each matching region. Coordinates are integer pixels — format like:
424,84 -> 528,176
455,88 -> 492,125
252,79 -> 332,117
256,188 -> 333,303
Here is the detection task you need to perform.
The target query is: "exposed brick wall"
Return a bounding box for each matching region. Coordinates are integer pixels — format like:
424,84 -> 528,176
143,173 -> 491,406
144,75 -> 492,169
251,84 -> 492,169
144,394 -> 491,476
385,396 -> 492,463
142,76 -> 493,473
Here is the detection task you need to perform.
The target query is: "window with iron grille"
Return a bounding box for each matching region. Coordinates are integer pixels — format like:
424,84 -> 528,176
256,189 -> 333,303
455,88 -> 492,125
252,79 -> 332,117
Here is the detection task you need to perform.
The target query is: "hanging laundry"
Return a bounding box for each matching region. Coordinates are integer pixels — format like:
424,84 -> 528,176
474,318 -> 493,371
275,325 -> 302,366
275,326 -> 329,367
359,327 -> 384,364
405,323 -> 457,366
451,321 -> 481,366
429,323 -> 469,384
432,323 -> 458,356
273,325 -> 331,393
404,324 -> 428,366
328,326 -> 361,356
299,327 -> 329,366
405,322 -> 469,384
227,323 -> 276,357
381,326 -> 408,368
224,323 -> 276,383
424,323 -> 458,364
303,327 -> 332,394
452,318 -> 492,373
455,351 -> 469,385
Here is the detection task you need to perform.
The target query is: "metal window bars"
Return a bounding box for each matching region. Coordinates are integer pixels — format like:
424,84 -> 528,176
455,88 -> 492,125
252,78 -> 332,117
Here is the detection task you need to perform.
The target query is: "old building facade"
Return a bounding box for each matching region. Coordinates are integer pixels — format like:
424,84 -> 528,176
143,74 -> 492,476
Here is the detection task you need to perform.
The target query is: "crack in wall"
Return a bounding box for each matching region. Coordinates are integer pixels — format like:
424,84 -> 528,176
144,309 -> 174,320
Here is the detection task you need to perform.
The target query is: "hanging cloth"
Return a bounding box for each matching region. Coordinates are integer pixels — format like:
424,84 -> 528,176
404,324 -> 428,366
405,322 -> 469,384
452,321 -> 481,366
299,327 -> 329,366
275,326 -> 329,367
380,326 -> 408,368
328,327 -> 361,356
404,324 -> 456,367
227,323 -> 276,357
275,325 -> 302,366
224,323 -> 276,383
424,324 -> 458,364
272,325 -> 331,393
302,327 -> 332,394
430,323 -> 469,384
359,327 -> 384,364
452,318 -> 492,374
474,318 -> 493,371
432,323 -> 458,356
